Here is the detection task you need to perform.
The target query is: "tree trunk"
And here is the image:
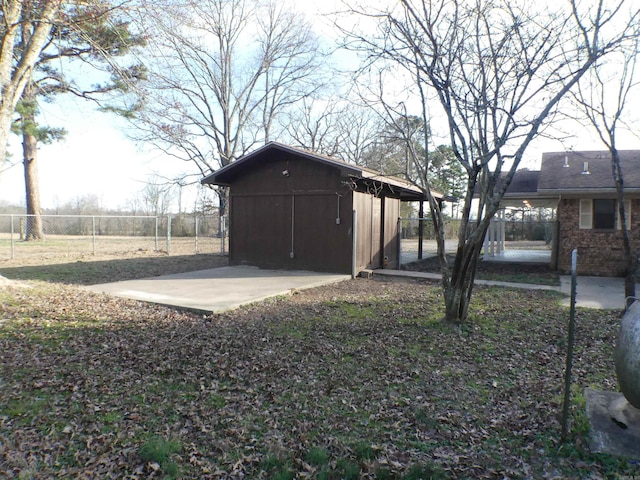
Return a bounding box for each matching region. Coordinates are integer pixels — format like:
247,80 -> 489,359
611,148 -> 636,306
443,240 -> 483,324
23,129 -> 44,240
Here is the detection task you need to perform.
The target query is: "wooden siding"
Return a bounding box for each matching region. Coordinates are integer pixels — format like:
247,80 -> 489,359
353,191 -> 373,271
228,151 -> 356,273
229,149 -> 352,195
353,192 -> 401,271
382,197 -> 401,268
225,148 -> 403,274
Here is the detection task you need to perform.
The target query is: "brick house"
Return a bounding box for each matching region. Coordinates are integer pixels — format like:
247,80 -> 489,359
504,150 -> 640,276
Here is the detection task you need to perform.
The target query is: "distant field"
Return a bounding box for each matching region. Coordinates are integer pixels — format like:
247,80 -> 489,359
0,233 -> 227,263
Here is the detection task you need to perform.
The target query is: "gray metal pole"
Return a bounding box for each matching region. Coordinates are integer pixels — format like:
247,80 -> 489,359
92,216 -> 96,255
561,249 -> 578,440
10,214 -> 14,260
154,217 -> 159,252
221,215 -> 226,256
166,215 -> 172,254
195,217 -> 199,254
397,217 -> 402,269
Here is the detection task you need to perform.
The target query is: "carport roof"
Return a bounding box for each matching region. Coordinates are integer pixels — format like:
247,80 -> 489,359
201,141 -> 443,201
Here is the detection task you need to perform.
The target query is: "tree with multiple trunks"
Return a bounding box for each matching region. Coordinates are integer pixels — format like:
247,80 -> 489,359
343,0 -> 640,323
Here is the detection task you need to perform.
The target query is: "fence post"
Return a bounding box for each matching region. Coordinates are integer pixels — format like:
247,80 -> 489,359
221,215 -> 226,256
397,217 -> 402,269
10,214 -> 15,260
92,216 -> 96,255
195,216 -> 199,254
154,216 -> 159,252
561,249 -> 578,440
166,215 -> 172,254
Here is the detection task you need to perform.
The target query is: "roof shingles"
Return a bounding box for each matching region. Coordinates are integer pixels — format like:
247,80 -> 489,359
537,151 -> 640,192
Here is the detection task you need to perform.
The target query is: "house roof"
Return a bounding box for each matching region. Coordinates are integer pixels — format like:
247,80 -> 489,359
201,141 -> 443,201
496,169 -> 556,208
503,169 -> 540,195
537,150 -> 640,194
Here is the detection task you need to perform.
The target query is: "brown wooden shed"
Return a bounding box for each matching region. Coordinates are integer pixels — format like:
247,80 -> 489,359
201,142 -> 438,275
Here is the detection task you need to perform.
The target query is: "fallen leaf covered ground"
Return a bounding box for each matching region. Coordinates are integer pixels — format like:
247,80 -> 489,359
0,254 -> 637,479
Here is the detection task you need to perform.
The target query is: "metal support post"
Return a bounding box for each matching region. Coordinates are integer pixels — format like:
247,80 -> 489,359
166,215 -> 172,254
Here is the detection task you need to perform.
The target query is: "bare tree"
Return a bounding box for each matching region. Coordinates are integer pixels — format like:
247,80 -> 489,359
284,94 -> 385,167
0,1 -> 63,166
283,96 -> 344,156
343,0 -> 640,323
572,37 -> 640,306
124,0 -> 324,220
138,177 -> 176,215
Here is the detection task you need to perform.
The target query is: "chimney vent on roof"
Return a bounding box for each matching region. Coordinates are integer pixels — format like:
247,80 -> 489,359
563,155 -> 570,168
582,161 -> 590,175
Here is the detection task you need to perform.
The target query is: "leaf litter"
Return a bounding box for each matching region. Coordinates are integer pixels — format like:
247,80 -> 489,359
0,268 -> 637,478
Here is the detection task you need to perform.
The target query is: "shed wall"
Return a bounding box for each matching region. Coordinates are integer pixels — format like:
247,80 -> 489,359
353,192 -> 401,271
228,152 -> 355,273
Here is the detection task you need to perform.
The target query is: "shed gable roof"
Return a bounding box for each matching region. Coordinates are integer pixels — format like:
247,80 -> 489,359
201,141 -> 442,201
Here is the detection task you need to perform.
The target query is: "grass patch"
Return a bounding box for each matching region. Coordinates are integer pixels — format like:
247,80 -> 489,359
139,436 -> 182,477
306,446 -> 330,466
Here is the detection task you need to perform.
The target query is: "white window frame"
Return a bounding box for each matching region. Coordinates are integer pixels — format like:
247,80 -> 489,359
579,199 -> 592,229
616,199 -> 632,231
579,198 -> 631,230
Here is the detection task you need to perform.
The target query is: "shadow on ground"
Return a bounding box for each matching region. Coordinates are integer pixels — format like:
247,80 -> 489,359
0,254 -> 228,285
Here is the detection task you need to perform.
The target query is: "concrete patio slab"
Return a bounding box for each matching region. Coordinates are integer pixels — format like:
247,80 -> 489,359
86,266 -> 350,314
374,269 -> 637,311
559,275 -> 639,310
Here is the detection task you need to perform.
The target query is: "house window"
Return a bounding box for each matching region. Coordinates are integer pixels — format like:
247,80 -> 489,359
579,198 -> 631,230
593,199 -> 616,229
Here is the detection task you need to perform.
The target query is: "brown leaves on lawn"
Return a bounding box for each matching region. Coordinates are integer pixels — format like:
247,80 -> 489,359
0,277 -> 636,478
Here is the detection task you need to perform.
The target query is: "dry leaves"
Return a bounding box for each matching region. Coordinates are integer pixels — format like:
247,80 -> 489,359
0,273 -> 636,478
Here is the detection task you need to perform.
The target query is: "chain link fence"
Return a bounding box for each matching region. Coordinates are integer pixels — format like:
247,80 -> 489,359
0,214 -> 227,261
399,217 -> 553,266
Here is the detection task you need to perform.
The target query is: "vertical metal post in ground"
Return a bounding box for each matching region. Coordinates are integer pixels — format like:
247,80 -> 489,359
92,216 -> 96,255
10,214 -> 14,260
195,217 -> 199,254
418,201 -> 424,260
561,249 -> 578,440
221,215 -> 226,256
154,217 -> 159,251
397,217 -> 402,269
166,215 -> 172,254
